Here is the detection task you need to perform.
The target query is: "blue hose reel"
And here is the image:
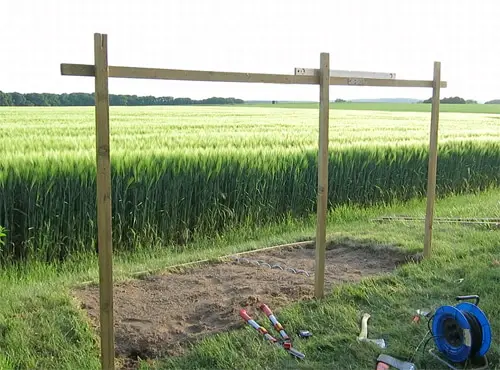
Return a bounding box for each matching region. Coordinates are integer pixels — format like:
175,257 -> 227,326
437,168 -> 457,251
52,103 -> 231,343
430,295 -> 492,369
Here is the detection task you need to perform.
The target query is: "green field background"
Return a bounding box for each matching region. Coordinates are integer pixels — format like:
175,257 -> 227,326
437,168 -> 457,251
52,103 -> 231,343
1,106 -> 499,264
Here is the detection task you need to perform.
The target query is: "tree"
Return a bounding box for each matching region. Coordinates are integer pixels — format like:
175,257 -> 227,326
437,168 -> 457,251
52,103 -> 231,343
110,95 -> 128,106
10,92 -> 29,106
485,99 -> 500,104
24,93 -> 49,106
0,91 -> 13,106
442,96 -> 466,104
0,91 -> 246,106
422,96 -> 467,104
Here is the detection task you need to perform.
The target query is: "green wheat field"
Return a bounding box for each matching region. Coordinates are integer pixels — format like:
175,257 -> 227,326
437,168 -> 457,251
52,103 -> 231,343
1,105 -> 499,264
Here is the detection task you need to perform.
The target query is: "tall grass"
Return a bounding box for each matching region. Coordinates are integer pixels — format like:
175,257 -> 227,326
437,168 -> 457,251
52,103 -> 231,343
0,106 -> 499,264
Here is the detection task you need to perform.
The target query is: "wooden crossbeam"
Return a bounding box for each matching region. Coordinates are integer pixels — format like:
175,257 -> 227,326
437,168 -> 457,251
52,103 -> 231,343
295,67 -> 396,79
329,76 -> 446,88
295,67 -> 447,88
60,63 -> 447,88
60,64 -> 318,85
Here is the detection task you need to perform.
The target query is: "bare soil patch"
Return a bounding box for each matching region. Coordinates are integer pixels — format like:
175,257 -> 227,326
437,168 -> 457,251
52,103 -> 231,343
72,239 -> 420,369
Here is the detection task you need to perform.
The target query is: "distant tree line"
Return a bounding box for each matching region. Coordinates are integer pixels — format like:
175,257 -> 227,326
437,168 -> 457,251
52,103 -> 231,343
422,97 -> 500,104
0,91 -> 244,106
421,96 -> 478,104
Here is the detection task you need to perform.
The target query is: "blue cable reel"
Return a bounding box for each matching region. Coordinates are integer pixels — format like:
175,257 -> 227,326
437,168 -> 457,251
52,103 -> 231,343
429,295 -> 491,369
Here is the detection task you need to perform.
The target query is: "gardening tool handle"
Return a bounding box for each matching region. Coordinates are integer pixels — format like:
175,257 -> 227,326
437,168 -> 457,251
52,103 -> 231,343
260,304 -> 273,317
239,309 -> 252,321
358,313 -> 370,340
456,295 -> 480,306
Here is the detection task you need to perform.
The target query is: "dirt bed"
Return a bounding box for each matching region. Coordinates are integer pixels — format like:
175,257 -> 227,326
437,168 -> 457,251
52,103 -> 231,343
72,239 -> 419,368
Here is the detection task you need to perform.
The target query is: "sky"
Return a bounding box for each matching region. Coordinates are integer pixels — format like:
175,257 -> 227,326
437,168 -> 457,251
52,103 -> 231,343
1,0 -> 499,102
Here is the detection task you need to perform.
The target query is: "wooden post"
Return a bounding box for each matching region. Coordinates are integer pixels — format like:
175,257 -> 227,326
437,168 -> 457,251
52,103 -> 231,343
424,61 -> 441,259
314,52 -> 330,299
94,33 -> 115,370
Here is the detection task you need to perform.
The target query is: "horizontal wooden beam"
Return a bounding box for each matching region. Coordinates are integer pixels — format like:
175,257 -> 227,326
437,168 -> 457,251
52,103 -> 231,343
329,76 -> 447,88
60,63 -> 447,88
295,67 -> 396,79
296,67 -> 447,88
61,63 -> 319,85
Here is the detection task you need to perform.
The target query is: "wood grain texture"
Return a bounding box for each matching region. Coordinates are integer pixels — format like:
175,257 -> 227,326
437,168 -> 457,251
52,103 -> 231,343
314,52 -> 330,299
94,33 -> 115,370
61,63 -> 318,84
60,63 -> 447,88
295,67 -> 396,79
424,61 -> 442,259
329,76 -> 447,88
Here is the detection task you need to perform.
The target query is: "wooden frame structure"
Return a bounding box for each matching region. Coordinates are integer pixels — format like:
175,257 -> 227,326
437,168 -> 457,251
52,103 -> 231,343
60,33 -> 446,370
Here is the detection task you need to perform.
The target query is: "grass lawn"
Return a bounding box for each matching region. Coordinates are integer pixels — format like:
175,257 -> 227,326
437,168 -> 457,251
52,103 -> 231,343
244,102 -> 500,114
1,188 -> 499,369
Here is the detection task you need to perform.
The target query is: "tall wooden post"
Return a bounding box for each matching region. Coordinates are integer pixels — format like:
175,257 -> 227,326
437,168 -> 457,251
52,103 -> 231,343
314,52 -> 330,298
424,61 -> 441,258
94,33 -> 115,370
